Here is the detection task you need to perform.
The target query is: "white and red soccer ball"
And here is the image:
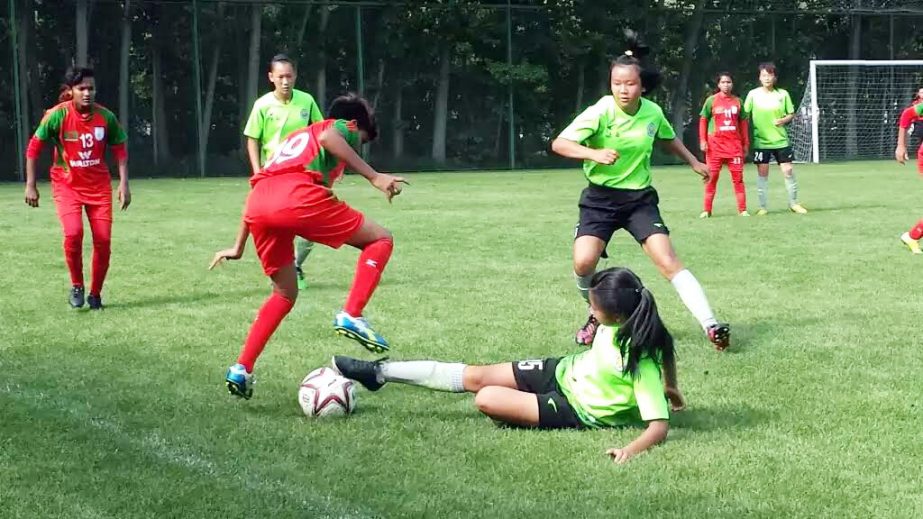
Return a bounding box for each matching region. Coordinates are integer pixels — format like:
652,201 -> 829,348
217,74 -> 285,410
298,367 -> 357,418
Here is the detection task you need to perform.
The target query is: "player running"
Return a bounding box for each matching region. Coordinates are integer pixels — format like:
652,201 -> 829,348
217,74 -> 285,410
211,94 -> 406,399
894,88 -> 923,254
698,72 -> 750,217
333,267 -> 686,464
743,62 -> 807,215
550,35 -> 730,351
23,66 -> 130,310
244,54 -> 324,290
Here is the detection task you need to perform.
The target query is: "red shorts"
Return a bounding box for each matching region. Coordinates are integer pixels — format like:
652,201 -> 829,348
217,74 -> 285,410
917,145 -> 923,174
244,173 -> 364,276
707,155 -> 744,173
51,180 -> 112,221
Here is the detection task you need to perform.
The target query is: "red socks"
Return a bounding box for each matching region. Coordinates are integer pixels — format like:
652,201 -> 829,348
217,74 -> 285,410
344,238 -> 393,317
88,216 -> 111,296
910,219 -> 923,241
237,292 -> 295,372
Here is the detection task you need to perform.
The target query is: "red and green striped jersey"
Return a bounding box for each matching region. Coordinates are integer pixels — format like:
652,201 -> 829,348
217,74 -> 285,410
700,93 -> 748,158
32,101 -> 127,195
250,119 -> 360,188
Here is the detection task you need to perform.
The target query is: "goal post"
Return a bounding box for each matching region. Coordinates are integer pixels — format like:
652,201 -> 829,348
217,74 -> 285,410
791,60 -> 923,163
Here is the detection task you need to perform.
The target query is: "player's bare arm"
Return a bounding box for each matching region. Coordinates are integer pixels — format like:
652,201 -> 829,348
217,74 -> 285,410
551,137 -> 618,165
246,137 -> 262,175
24,156 -> 40,207
606,419 -> 669,464
659,138 -> 709,182
318,128 -> 407,201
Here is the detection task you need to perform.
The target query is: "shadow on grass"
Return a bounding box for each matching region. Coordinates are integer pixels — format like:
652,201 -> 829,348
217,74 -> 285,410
670,403 -> 773,432
104,288 -> 267,310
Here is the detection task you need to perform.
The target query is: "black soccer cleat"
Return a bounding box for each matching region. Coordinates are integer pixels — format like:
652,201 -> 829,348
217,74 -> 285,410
69,285 -> 85,308
707,323 -> 731,351
331,355 -> 385,391
87,293 -> 103,310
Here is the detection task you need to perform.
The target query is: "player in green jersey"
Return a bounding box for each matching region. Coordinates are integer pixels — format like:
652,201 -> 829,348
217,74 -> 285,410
244,54 -> 324,289
742,62 -> 807,215
332,266 -> 685,463
550,35 -> 730,351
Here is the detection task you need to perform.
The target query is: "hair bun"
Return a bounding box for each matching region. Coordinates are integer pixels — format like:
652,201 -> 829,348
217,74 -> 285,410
622,29 -> 651,59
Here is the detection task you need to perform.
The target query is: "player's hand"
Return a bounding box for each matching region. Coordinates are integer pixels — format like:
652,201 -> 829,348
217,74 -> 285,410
692,161 -> 710,183
118,182 -> 131,211
895,145 -> 908,165
605,447 -> 634,464
209,248 -> 243,270
372,173 -> 409,203
591,148 -> 619,165
24,184 -> 39,208
699,141 -> 707,153
664,387 -> 687,412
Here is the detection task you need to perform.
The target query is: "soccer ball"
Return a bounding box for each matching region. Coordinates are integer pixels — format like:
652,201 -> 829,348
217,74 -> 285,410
298,367 -> 357,418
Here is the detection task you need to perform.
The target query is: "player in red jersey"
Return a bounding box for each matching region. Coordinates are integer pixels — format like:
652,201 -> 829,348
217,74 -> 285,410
698,72 -> 750,217
24,67 -> 130,309
210,94 -> 407,399
895,87 -> 923,254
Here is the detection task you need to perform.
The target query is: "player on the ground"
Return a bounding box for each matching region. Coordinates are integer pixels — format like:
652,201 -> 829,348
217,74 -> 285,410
244,54 -> 324,290
743,62 -> 806,215
698,72 -> 750,218
211,94 -> 407,399
333,267 -> 686,464
549,34 -> 730,351
23,66 -> 130,310
894,87 -> 923,254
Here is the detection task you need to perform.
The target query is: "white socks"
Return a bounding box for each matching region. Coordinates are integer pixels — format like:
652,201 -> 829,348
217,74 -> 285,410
757,175 -> 769,209
379,361 -> 467,392
784,174 -> 798,206
670,269 -> 718,331
575,271 -> 594,303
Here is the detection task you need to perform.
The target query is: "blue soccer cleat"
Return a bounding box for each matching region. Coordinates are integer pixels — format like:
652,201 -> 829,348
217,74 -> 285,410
225,363 -> 254,399
333,311 -> 390,353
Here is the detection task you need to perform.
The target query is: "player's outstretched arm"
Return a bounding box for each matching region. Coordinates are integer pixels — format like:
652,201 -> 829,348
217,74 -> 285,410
318,128 -> 407,202
210,216 -> 250,270
605,419 -> 669,464
659,138 -> 709,182
551,137 -> 618,165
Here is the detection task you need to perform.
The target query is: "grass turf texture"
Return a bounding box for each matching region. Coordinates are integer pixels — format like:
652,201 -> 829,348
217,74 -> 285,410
1,161 -> 922,518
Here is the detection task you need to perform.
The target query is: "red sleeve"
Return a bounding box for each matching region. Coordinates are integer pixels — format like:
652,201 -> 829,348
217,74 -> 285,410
698,117 -> 708,144
739,118 -> 750,150
110,142 -> 127,161
899,106 -> 917,129
25,136 -> 45,159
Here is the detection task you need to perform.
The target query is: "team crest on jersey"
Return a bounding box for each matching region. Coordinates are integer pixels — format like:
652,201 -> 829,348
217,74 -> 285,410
63,131 -> 79,142
731,106 -> 738,114
94,127 -> 105,141
646,122 -> 656,137
300,109 -> 311,121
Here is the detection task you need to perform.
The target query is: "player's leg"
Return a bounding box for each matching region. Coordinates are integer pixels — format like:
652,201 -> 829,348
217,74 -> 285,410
331,356 -> 516,393
85,201 -> 113,309
701,155 -> 721,217
52,183 -> 86,307
226,224 -> 298,399
729,156 -> 748,215
753,150 -> 770,214
573,186 -> 619,345
778,148 -> 806,213
474,358 -> 580,428
294,237 -> 315,290
900,219 -> 923,254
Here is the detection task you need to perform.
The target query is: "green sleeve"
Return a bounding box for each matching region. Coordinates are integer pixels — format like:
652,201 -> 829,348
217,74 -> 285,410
916,104 -> 923,117
332,119 -> 361,150
33,107 -> 66,141
633,360 -> 670,422
103,109 -> 127,145
743,91 -> 753,116
783,90 -> 794,115
656,111 -> 676,140
557,102 -> 603,143
699,96 -> 714,119
243,103 -> 264,140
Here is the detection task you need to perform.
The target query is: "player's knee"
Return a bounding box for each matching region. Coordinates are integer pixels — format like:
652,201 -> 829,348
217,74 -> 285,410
474,387 -> 502,415
62,230 -> 83,250
656,255 -> 684,279
92,234 -> 111,249
573,255 -> 598,276
463,366 -> 488,392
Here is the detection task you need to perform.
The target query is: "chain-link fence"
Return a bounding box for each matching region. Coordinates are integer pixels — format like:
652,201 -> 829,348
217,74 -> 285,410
3,0 -> 922,181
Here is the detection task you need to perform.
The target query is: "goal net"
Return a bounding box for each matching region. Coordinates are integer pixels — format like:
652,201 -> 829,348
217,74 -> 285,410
790,60 -> 923,163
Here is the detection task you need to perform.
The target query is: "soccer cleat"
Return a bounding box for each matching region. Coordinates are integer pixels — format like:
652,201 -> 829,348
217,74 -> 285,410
87,293 -> 103,310
900,232 -> 922,254
69,285 -> 85,308
296,266 -> 308,290
575,314 -> 599,346
334,311 -> 390,353
739,210 -> 751,217
331,355 -> 385,391
699,211 -> 711,219
707,323 -> 731,351
756,208 -> 769,216
789,203 -> 808,214
225,363 -> 254,399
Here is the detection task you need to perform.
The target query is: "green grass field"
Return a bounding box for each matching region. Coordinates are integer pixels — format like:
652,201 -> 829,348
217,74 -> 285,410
2,161 -> 922,518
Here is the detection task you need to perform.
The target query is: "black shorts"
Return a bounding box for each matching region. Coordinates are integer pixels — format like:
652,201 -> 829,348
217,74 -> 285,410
511,358 -> 584,429
576,184 -> 668,245
752,146 -> 794,164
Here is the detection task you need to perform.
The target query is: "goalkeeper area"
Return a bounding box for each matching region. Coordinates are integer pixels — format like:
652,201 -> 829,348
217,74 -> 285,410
791,60 -> 923,163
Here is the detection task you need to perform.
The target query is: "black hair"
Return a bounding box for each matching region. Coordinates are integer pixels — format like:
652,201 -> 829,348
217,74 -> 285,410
609,30 -> 662,95
758,62 -> 777,76
913,87 -> 923,103
269,53 -> 296,72
327,93 -> 379,142
713,71 -> 734,94
589,267 -> 675,379
59,66 -> 94,102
